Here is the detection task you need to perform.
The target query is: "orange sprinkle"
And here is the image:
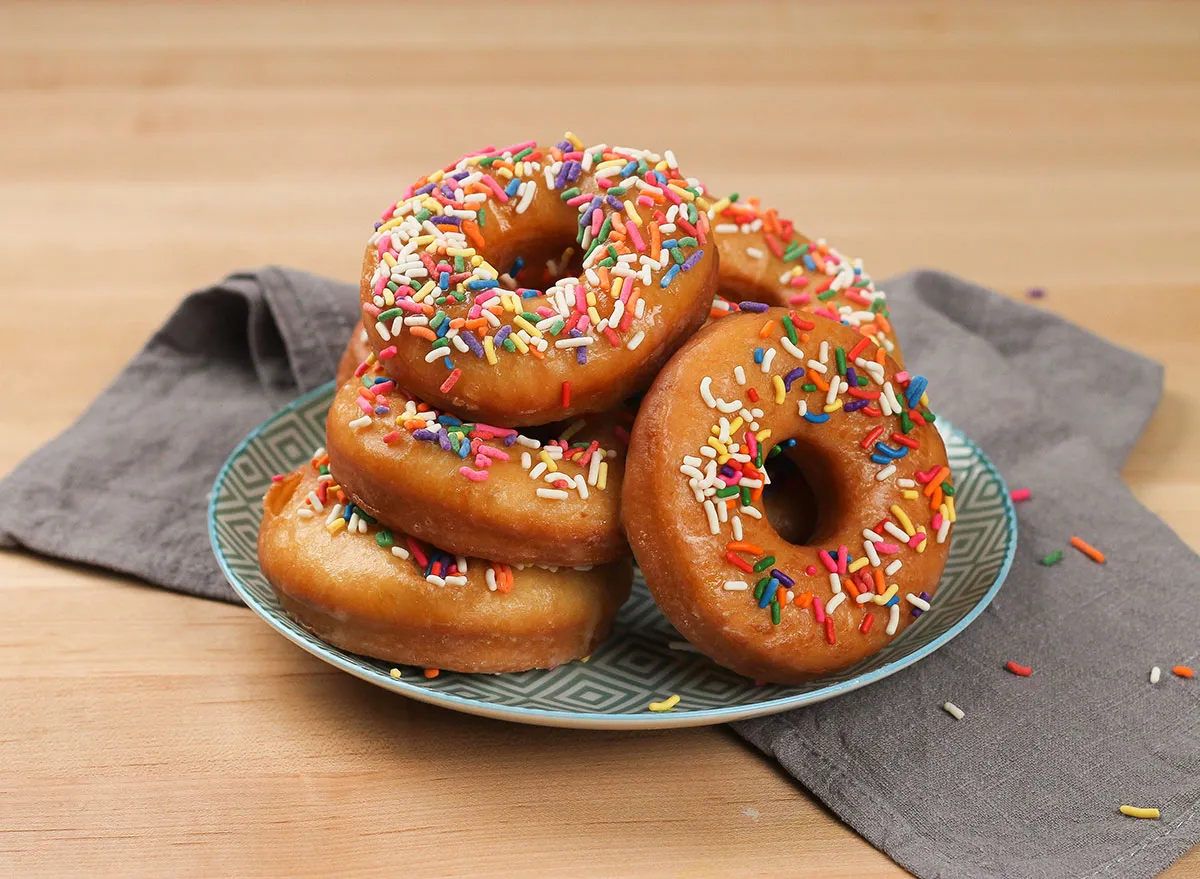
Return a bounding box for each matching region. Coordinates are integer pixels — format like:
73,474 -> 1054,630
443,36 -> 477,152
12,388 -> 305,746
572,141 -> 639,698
930,485 -> 944,512
1069,536 -> 1106,564
800,332 -> 810,344
759,320 -> 776,339
860,323 -> 879,336
843,578 -> 860,599
464,318 -> 488,330
775,586 -> 788,606
598,266 -> 611,290
874,569 -> 887,594
650,223 -> 662,261
424,668 -> 440,679
448,317 -> 466,329
403,419 -> 425,430
809,371 -> 830,392
874,346 -> 887,365
876,313 -> 894,334
795,591 -> 814,608
409,326 -> 438,342
1173,665 -> 1194,678
462,220 -> 485,249
726,541 -> 764,555
923,466 -> 951,496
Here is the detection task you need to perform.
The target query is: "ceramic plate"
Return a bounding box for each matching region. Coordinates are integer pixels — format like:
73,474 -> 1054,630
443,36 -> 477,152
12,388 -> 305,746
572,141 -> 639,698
209,382 -> 1016,729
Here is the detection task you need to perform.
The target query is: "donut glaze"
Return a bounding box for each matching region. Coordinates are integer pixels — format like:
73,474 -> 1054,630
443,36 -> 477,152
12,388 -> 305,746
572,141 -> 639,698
623,308 -> 953,683
361,135 -> 718,426
327,358 -> 630,566
259,465 -> 632,673
703,193 -> 902,364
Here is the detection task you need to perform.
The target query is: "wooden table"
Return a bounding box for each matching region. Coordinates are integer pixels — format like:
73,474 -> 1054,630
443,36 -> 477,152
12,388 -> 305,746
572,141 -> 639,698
2,3 -> 1198,876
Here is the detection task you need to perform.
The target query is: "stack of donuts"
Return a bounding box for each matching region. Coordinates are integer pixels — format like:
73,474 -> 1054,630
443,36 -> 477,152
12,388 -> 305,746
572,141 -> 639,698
258,134 -> 956,684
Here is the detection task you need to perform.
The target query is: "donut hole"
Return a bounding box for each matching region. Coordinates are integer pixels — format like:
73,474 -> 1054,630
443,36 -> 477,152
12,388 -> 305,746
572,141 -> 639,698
488,228 -> 585,293
761,442 -> 840,547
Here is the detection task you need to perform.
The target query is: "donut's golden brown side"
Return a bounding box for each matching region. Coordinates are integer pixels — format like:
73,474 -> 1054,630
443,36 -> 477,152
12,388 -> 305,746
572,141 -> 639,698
702,193 -> 903,366
623,309 -> 952,683
335,322 -> 372,386
258,468 -> 632,673
361,140 -> 719,426
327,360 -> 630,566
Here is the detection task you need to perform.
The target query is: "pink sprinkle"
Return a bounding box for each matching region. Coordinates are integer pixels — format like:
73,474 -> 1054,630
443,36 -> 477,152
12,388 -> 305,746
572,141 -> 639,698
372,380 -> 395,395
636,195 -> 654,208
932,512 -> 944,530
746,433 -> 758,460
566,194 -> 592,207
473,454 -> 491,468
1011,488 -> 1032,502
372,276 -> 387,296
271,474 -> 284,483
356,397 -> 373,415
591,209 -> 603,235
894,371 -> 910,385
876,542 -> 901,554
837,545 -> 848,575
477,445 -> 510,462
353,360 -> 370,378
362,302 -> 382,318
789,292 -> 812,305
663,186 -> 682,205
378,346 -> 398,359
813,597 -> 826,624
805,565 -> 818,576
398,300 -> 424,313
480,174 -> 508,202
818,550 -> 838,573
575,285 -> 587,313
459,467 -> 489,482
908,531 -> 926,549
627,222 -> 646,253
382,431 -> 400,444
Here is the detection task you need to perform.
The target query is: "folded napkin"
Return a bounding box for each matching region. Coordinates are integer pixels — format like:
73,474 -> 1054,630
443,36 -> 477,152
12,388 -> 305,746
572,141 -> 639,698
2,268 -> 1196,879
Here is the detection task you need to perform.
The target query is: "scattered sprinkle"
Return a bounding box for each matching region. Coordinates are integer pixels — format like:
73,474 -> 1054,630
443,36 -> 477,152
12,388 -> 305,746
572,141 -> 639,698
1150,666 -> 1161,684
1070,536 -> 1106,564
424,668 -> 440,679
389,668 -> 402,679
1041,550 -> 1064,566
1010,488 -> 1032,502
648,694 -> 681,712
1119,805 -> 1160,820
943,701 -> 965,721
1005,661 -> 1033,677
1026,287 -> 1046,299
1173,665 -> 1195,679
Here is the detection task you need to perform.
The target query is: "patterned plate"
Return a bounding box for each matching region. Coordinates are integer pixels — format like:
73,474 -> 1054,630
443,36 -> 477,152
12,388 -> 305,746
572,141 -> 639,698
209,382 -> 1016,729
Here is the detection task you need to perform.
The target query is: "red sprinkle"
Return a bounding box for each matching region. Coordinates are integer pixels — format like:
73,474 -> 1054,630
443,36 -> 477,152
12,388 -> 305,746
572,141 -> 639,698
271,474 -> 284,483
861,426 -> 885,449
439,368 -> 462,394
561,381 -> 571,408
859,613 -> 874,634
747,387 -> 760,403
1006,661 -> 1033,677
824,617 -> 836,645
1010,488 -> 1032,502
724,551 -> 754,573
381,430 -> 401,444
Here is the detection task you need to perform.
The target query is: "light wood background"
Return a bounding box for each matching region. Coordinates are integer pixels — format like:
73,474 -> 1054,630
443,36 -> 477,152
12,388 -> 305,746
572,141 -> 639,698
2,3 -> 1198,877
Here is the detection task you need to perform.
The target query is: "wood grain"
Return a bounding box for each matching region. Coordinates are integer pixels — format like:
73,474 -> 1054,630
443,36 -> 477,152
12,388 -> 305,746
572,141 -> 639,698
1,2 -> 1197,876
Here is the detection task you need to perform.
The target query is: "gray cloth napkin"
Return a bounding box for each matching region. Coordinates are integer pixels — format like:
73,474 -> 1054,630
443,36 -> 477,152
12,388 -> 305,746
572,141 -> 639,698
1,268 -> 1196,879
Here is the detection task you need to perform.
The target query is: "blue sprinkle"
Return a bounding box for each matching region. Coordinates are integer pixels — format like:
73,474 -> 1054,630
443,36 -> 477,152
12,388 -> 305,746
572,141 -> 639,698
804,412 -> 830,424
343,504 -> 354,522
758,578 -> 780,608
439,271 -> 450,290
802,254 -> 817,271
661,238 -> 679,249
458,442 -> 471,460
660,265 -> 681,288
442,356 -> 454,370
870,453 -> 891,464
436,415 -> 462,426
885,595 -> 900,607
620,160 -> 638,177
466,279 -> 499,291
905,376 -> 928,409
372,376 -> 390,385
509,257 -> 525,276
753,348 -> 765,364
874,442 -> 909,459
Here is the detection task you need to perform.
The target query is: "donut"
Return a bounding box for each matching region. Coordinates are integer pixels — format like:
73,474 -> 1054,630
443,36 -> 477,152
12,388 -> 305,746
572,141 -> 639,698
702,193 -> 902,363
259,462 -> 633,673
326,355 -> 630,567
335,322 -> 372,385
623,307 -> 954,683
360,134 -> 718,426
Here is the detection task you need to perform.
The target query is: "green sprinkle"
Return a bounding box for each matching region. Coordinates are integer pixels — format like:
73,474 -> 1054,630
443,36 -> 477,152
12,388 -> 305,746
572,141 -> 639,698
771,601 -> 781,625
375,530 -> 394,548
858,375 -> 869,387
549,319 -> 565,335
715,485 -> 739,499
924,411 -> 937,423
520,311 -> 540,323
942,483 -> 956,497
753,555 -> 777,573
385,281 -> 399,292
836,347 -> 847,375
817,289 -> 840,301
502,338 -> 516,352
740,486 -> 752,507
782,315 -> 798,345
687,202 -> 698,223
560,187 -> 580,201
415,209 -> 431,223
900,411 -> 915,434
637,158 -> 648,174
431,338 -> 450,350
598,216 -> 613,244
728,192 -> 739,202
453,255 -> 465,273
767,445 -> 783,459
478,157 -> 498,166
430,311 -> 447,330
318,464 -> 330,475
598,257 -> 616,268
802,383 -> 818,392
754,577 -> 771,600
377,307 -> 403,323
870,298 -> 886,313
673,248 -> 686,265
679,236 -> 698,248
592,151 -> 604,164
607,186 -> 627,196
448,433 -> 460,453
477,208 -> 485,227
607,244 -> 619,261
513,147 -> 534,161
1041,550 -> 1063,567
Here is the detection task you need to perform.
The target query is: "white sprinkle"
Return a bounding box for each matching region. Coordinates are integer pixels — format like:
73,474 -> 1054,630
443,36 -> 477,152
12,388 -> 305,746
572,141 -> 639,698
391,545 -> 410,560
863,529 -> 885,542
734,365 -> 746,385
943,702 -> 965,721
884,521 -> 911,543
347,512 -> 360,533
746,247 -> 765,259
865,540 -> 882,568
444,575 -> 467,586
781,337 -> 804,360
423,348 -> 448,363
537,488 -> 569,500
664,149 -> 678,169
668,640 -> 701,653
761,348 -> 777,373
627,330 -> 645,351
516,435 -> 542,449
855,592 -> 874,605
1150,666 -> 1161,684
740,506 -> 762,519
485,567 -> 497,591
374,321 -> 391,342
797,400 -> 808,417
635,298 -> 646,318
700,376 -> 718,408
349,415 -> 372,431
521,451 -> 532,469
898,478 -> 916,489
574,474 -> 589,500
819,341 -> 829,363
886,603 -> 900,635
296,508 -> 314,520
555,336 -> 593,348
529,462 -> 548,480
305,491 -> 324,513
825,376 -> 841,406
588,452 -> 603,486
885,560 -> 903,576
905,593 -> 931,611
731,515 -> 743,541
828,572 -> 842,594
806,359 -> 828,374
426,574 -> 446,587
723,580 -> 750,591
826,592 -> 846,614
876,464 -> 897,481
937,517 -> 951,544
716,498 -> 729,523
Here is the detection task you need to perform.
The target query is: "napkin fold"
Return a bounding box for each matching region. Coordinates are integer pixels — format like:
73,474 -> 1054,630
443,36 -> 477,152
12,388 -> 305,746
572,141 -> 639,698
2,267 -> 1197,879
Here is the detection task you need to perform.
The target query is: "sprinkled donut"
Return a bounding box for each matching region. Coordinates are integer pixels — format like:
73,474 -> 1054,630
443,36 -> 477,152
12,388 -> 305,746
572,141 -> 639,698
361,134 -> 718,426
326,354 -> 630,567
702,192 -> 901,363
623,307 -> 953,683
259,460 -> 632,673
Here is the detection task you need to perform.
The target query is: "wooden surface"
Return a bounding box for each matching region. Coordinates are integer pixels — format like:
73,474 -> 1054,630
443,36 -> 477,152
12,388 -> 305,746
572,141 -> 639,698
2,2 -> 1199,876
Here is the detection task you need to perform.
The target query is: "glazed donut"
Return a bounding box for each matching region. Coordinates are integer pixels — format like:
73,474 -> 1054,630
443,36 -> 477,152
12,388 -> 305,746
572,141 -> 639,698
326,355 -> 630,567
360,134 -> 718,426
259,463 -> 633,673
623,307 -> 954,683
335,322 -> 372,385
702,193 -> 902,363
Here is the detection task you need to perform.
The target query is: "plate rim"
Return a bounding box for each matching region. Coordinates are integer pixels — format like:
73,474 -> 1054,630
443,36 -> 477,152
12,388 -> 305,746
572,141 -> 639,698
208,380 -> 1017,730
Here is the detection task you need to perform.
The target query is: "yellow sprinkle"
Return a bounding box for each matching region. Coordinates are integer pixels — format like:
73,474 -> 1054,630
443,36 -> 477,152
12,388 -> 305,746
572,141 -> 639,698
708,196 -> 731,216
564,131 -> 583,149
874,584 -> 899,605
413,280 -> 436,303
916,530 -> 928,553
510,332 -> 529,354
585,291 -> 598,307
389,668 -> 402,679
823,399 -> 845,414
667,183 -> 695,202
648,694 -> 680,712
446,247 -> 475,258
538,451 -> 559,472
598,461 -> 608,491
579,654 -> 590,663
1119,805 -> 1161,820
728,416 -> 744,436
382,290 -> 395,307
428,170 -> 445,183
381,252 -> 398,269
920,392 -> 930,407
891,504 -> 916,537
772,375 -> 786,405
624,199 -> 643,226
946,496 -> 957,523
756,429 -> 772,442
902,489 -> 919,500
413,234 -> 435,246
588,306 -> 602,326
707,437 -> 729,457
848,557 -> 870,573
326,518 -> 347,537
513,315 -> 542,338
609,277 -> 622,302
471,254 -> 485,268
503,293 -> 521,313
483,336 -> 497,365
695,196 -> 711,211
495,166 -> 513,180
377,217 -> 402,233
326,484 -> 340,494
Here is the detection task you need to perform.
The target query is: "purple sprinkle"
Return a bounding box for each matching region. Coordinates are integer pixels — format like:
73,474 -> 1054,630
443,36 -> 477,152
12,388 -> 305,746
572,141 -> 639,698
844,399 -> 871,412
719,464 -> 736,478
448,170 -> 470,181
503,433 -> 518,447
412,429 -> 438,442
462,331 -> 484,359
1026,287 -> 1045,299
604,195 -> 623,211
771,569 -> 795,589
374,221 -> 382,231
373,406 -> 389,416
439,183 -> 456,199
554,162 -> 572,189
846,366 -> 857,387
920,591 -> 931,601
555,140 -> 574,152
494,325 -> 512,347
911,607 -> 923,617
680,250 -> 704,272
414,183 -> 436,196
431,215 -> 462,227
566,160 -> 581,182
576,346 -> 587,365
437,429 -> 453,452
782,367 -> 805,391
739,300 -> 769,313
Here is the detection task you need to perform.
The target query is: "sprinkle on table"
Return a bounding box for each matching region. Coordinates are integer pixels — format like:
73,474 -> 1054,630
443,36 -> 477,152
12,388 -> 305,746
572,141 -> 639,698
424,668 -> 440,679
1150,666 -> 1161,684
1005,661 -> 1033,677
389,668 -> 402,679
1040,550 -> 1064,566
1173,665 -> 1195,679
648,694 -> 681,712
942,701 -> 965,721
1119,805 -> 1161,820
1009,488 -> 1031,502
1069,536 -> 1106,564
